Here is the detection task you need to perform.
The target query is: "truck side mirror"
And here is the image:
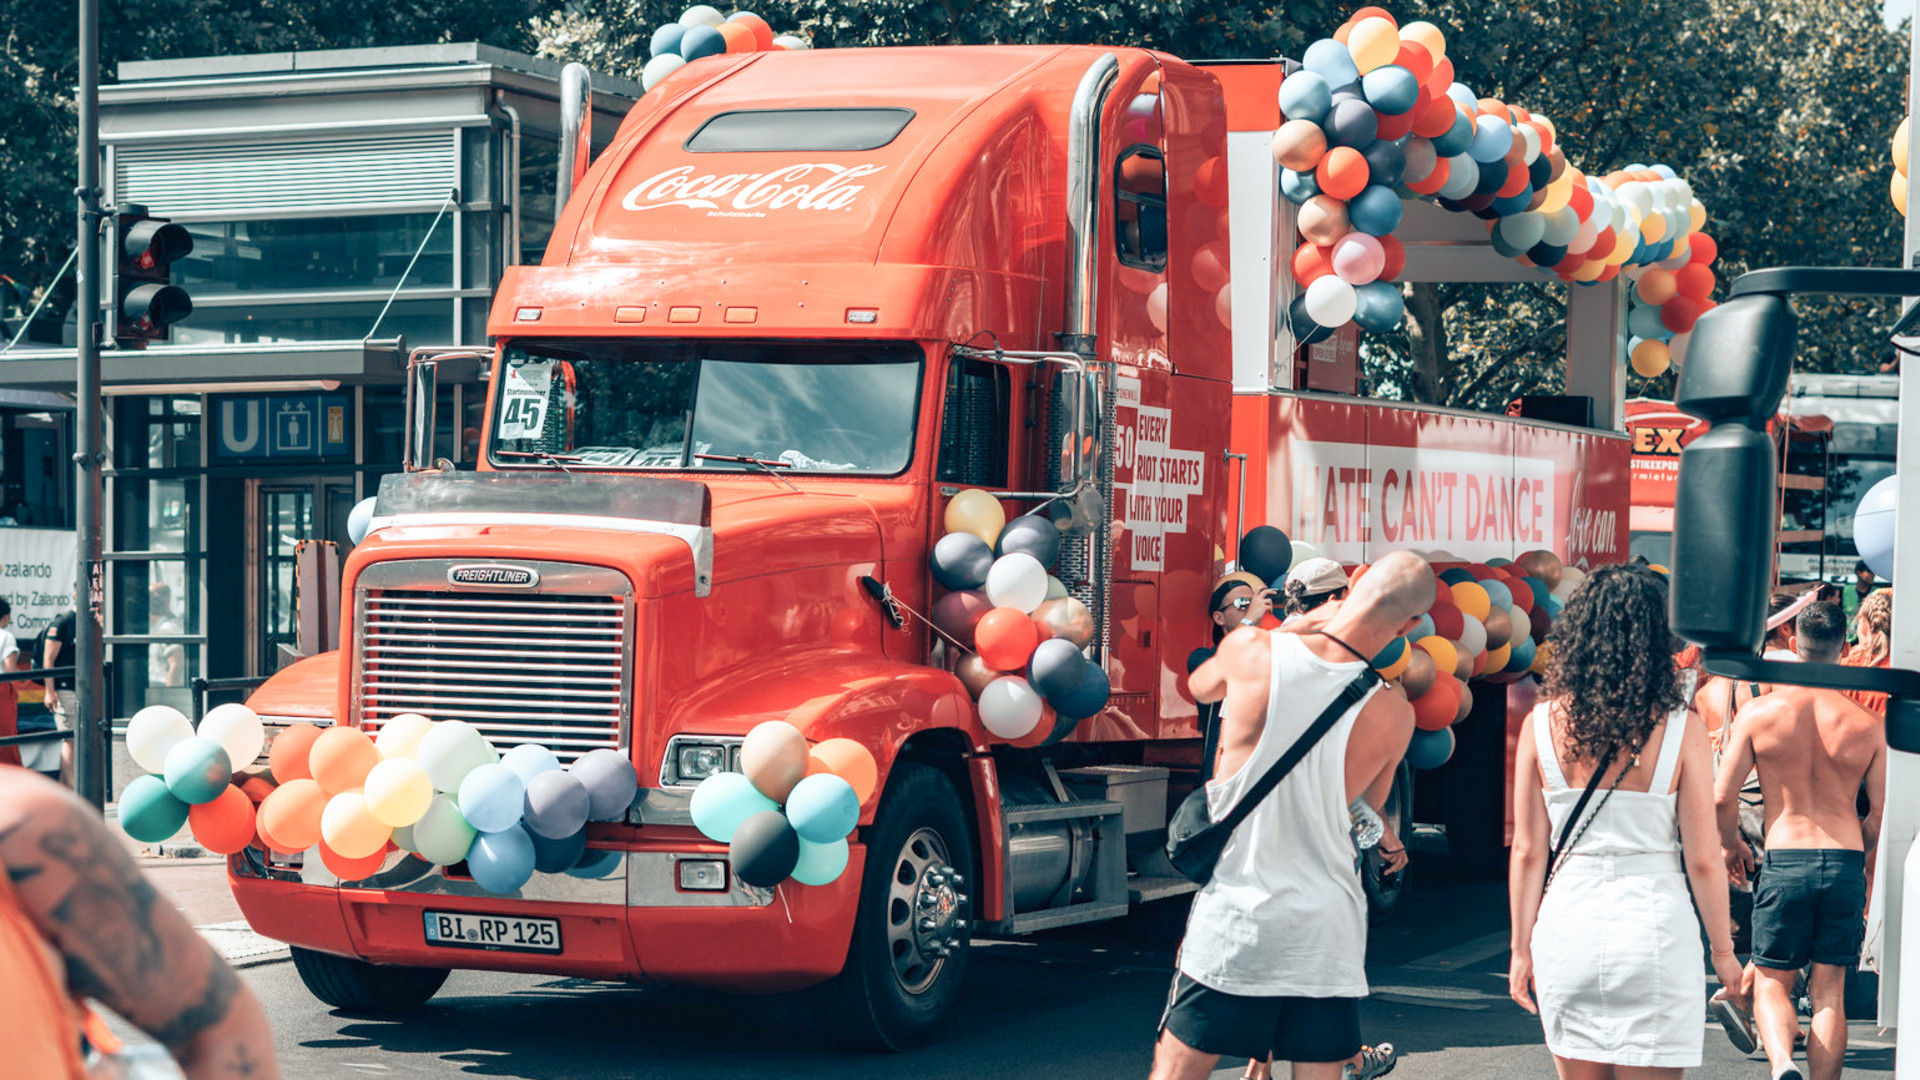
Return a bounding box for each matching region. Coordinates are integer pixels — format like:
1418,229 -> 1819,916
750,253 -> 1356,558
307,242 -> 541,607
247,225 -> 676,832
1668,294 -> 1798,651
405,357 -> 438,472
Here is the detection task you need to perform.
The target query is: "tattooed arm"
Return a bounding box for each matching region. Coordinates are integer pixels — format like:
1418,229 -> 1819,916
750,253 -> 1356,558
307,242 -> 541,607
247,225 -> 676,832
0,769 -> 279,1079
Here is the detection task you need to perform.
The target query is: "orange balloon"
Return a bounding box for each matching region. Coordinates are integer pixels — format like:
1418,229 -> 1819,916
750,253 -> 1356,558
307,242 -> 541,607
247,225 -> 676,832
319,841 -> 388,882
1415,635 -> 1458,677
715,21 -> 755,53
806,737 -> 879,805
188,785 -> 258,856
238,774 -> 278,805
257,777 -> 328,854
1497,164 -> 1530,200
1315,146 -> 1370,201
1412,674 -> 1461,730
1451,581 -> 1492,621
1292,242 -> 1336,285
727,12 -> 774,50
1485,643 -> 1513,673
975,607 -> 1041,672
268,723 -> 322,783
1406,155 -> 1450,195
1636,269 -> 1678,306
1413,93 -> 1456,138
309,726 -> 380,795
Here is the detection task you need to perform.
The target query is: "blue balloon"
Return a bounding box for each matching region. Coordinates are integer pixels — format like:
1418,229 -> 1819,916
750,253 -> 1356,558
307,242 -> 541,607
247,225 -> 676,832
1628,304 -> 1666,340
1436,155 -> 1478,200
1278,70 -> 1333,124
1523,577 -> 1552,610
680,24 -> 726,60
1303,38 -> 1359,88
1361,65 -> 1420,116
1527,242 -> 1568,268
1432,109 -> 1475,158
1360,139 -> 1406,189
1472,158 -> 1509,197
530,828 -> 587,874
457,762 -> 527,835
689,771 -> 776,843
650,22 -> 688,58
1281,168 -> 1321,205
1468,116 -> 1515,163
1324,98 -> 1378,149
785,773 -> 860,844
1352,281 -> 1405,333
566,848 -> 624,879
1489,188 -> 1534,218
1445,82 -> 1477,108
1410,613 -> 1436,641
1348,185 -> 1403,236
1029,637 -> 1089,699
1854,474 -> 1898,581
1482,580 -> 1514,611
1652,164 -> 1678,180
466,826 -> 537,895
500,743 -> 562,786
1407,727 -> 1455,770
1439,567 -> 1477,585
1054,661 -> 1111,721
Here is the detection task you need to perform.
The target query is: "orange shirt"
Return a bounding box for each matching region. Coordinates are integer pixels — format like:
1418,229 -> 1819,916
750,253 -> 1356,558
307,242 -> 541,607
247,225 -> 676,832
0,841 -> 90,1080
1842,648 -> 1890,718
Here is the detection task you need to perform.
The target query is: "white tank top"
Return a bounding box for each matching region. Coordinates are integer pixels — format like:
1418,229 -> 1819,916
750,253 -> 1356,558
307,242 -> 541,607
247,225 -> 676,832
1178,631 -> 1382,997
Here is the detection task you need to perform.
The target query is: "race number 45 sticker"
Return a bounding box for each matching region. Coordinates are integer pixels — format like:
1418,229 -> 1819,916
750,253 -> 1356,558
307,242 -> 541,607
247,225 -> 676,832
498,361 -> 554,441
1113,375 -> 1205,572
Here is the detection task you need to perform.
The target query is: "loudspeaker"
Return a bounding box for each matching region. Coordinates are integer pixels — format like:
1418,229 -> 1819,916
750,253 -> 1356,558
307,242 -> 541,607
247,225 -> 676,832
1670,423 -> 1776,651
1512,395 -> 1593,427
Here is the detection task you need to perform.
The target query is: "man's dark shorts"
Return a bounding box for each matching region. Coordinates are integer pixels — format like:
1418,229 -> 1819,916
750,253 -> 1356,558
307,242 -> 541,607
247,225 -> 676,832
1160,972 -> 1362,1063
1752,848 -> 1868,970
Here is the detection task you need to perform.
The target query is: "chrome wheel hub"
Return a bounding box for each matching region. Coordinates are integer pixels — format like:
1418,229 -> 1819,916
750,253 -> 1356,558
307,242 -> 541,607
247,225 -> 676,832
884,827 -> 969,995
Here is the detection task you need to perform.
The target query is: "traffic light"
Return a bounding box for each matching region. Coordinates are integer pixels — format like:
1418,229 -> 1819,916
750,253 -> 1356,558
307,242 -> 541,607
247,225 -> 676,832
113,204 -> 192,347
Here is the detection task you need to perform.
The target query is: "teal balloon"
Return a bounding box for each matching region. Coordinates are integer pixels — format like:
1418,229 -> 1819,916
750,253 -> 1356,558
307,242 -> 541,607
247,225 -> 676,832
163,736 -> 233,806
530,828 -> 587,874
791,837 -> 851,886
689,772 -> 776,843
1352,281 -> 1404,333
413,794 -> 477,865
1361,65 -> 1419,115
1507,636 -> 1538,673
785,773 -> 860,844
467,826 -> 536,895
566,848 -> 624,879
679,24 -> 726,60
1481,579 -> 1514,610
1348,185 -> 1403,236
1281,168 -> 1321,205
1628,304 -> 1666,339
120,774 -> 189,843
1496,212 -> 1546,252
1278,70 -> 1333,123
1410,613 -> 1436,641
1407,727 -> 1455,770
1371,635 -> 1408,668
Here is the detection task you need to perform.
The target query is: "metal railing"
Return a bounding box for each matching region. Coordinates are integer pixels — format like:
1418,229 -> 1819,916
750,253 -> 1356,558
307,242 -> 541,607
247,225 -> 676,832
189,675 -> 273,722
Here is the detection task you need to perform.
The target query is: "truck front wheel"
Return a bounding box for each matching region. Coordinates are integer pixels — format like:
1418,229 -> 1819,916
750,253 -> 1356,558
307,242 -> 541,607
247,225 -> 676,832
291,947 -> 450,1012
819,762 -> 974,1050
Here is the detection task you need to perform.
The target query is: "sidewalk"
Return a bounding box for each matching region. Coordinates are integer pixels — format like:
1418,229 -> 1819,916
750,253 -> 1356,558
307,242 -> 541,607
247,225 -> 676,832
110,804 -> 290,969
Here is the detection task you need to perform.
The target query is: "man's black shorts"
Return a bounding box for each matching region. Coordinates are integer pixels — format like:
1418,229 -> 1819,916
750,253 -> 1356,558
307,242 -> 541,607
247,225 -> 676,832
1751,848 -> 1868,970
1159,972 -> 1362,1063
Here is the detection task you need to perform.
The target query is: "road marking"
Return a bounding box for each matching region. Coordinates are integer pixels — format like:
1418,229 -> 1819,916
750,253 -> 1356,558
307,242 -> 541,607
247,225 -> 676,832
197,920 -> 290,967
1368,984 -> 1502,1011
1399,930 -> 1511,972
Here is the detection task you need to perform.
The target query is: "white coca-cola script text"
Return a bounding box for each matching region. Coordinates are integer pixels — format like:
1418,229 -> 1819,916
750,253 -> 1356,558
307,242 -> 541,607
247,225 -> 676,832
621,162 -> 886,213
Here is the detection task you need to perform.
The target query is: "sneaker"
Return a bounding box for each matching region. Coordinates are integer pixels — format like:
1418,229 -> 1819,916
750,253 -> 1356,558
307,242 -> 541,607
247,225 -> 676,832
1708,992 -> 1758,1055
1345,1043 -> 1397,1080
1772,1065 -> 1804,1080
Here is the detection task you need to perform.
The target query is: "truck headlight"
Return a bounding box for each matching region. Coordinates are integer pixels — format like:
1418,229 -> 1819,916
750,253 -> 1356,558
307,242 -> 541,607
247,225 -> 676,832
677,859 -> 728,892
660,734 -> 746,787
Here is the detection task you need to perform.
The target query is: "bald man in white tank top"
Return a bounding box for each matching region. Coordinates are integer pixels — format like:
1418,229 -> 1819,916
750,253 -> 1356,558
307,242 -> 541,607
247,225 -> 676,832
1151,552 -> 1434,1080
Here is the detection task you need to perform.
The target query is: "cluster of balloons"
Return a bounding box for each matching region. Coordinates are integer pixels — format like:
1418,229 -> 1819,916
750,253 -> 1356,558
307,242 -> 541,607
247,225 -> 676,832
1619,225 -> 1719,379
642,7 -> 811,91
1894,117 -> 1910,217
120,703 -> 269,853
930,490 -> 1112,745
1280,7 -> 1719,348
689,722 -> 879,888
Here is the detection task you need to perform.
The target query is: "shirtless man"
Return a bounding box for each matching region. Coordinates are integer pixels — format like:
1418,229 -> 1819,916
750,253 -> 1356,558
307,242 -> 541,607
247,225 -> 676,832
1150,552 -> 1433,1080
1715,601 -> 1885,1080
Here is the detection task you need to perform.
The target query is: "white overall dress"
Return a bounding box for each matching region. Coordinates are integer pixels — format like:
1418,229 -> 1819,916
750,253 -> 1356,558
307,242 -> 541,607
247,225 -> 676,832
1530,705 -> 1703,1067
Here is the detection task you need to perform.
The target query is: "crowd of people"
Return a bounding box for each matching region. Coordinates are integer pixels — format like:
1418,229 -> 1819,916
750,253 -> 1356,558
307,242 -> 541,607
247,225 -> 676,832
1157,559 -> 1894,1080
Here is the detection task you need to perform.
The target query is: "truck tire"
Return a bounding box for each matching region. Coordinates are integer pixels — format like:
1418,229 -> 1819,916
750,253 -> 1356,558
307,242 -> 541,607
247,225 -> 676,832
291,947 -> 449,1012
819,762 -> 974,1051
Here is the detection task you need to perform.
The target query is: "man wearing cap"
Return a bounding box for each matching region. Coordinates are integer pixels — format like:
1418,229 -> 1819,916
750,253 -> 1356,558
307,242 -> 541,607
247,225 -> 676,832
1283,558 -> 1351,621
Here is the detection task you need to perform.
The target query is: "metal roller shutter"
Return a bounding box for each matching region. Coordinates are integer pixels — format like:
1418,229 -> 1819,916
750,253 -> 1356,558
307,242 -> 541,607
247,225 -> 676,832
114,132 -> 457,215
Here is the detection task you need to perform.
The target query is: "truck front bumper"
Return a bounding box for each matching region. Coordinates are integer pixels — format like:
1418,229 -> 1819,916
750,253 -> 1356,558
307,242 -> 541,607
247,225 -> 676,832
230,831 -> 864,992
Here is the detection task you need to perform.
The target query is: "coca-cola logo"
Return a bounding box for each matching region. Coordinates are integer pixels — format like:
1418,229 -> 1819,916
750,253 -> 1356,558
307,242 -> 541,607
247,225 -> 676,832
621,162 -> 886,216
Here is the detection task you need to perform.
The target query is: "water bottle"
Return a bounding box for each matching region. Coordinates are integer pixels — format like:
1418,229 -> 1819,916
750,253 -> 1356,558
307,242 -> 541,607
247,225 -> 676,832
1349,797 -> 1384,850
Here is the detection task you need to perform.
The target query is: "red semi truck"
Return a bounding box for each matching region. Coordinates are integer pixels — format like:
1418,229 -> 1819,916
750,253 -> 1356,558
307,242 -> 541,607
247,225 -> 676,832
234,44 -> 1629,1046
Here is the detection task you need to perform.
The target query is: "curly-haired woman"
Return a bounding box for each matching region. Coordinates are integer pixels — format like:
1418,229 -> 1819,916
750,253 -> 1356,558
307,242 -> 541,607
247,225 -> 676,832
1842,589 -> 1892,718
1508,563 -> 1743,1077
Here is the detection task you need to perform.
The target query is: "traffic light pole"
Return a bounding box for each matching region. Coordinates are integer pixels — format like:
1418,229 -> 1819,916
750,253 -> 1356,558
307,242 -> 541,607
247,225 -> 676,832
72,0 -> 107,811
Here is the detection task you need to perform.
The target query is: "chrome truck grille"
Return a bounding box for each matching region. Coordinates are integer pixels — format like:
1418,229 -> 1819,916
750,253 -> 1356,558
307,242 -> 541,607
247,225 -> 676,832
351,560 -> 635,762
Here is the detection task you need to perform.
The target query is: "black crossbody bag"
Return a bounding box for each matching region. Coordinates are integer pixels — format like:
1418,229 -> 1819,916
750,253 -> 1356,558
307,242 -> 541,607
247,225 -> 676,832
1542,742 -> 1625,894
1166,669 -> 1379,885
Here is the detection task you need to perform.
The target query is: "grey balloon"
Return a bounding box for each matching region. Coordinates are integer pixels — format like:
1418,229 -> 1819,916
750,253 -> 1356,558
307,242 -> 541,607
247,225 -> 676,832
524,769 -> 592,839
1028,638 -> 1088,699
530,828 -> 587,873
570,748 -> 640,822
996,515 -> 1062,568
930,532 -> 994,590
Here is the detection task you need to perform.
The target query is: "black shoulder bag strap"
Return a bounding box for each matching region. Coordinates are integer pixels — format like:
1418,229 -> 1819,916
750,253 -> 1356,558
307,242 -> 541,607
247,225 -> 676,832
1209,667 -> 1380,841
1542,741 -> 1623,894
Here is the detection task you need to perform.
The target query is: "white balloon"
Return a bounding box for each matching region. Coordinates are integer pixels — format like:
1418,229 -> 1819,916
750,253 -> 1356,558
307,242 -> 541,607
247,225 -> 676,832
1456,613 -> 1488,658
198,703 -> 265,770
977,677 -> 1044,739
1287,540 -> 1321,569
985,552 -> 1049,613
126,705 -> 194,774
1669,331 -> 1692,366
1303,276 -> 1357,327
772,34 -> 811,50
417,718 -> 498,792
678,4 -> 725,27
1509,605 -> 1533,644
347,498 -> 377,545
641,53 -> 686,92
375,713 -> 435,760
1542,206 -> 1580,247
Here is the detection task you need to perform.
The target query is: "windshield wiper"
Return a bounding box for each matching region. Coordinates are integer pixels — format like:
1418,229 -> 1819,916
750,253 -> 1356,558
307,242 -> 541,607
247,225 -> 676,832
694,452 -> 800,492
495,449 -> 583,472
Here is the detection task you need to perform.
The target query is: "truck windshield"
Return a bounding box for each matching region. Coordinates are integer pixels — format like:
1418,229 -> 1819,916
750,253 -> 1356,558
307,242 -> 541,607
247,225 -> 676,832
489,339 -> 923,474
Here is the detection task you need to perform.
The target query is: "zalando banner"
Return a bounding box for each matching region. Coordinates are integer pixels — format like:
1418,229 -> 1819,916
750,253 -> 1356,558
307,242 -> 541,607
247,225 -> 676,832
0,528 -> 76,638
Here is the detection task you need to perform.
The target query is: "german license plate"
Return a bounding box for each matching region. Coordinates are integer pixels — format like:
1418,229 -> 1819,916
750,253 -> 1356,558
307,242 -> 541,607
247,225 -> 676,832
422,910 -> 561,953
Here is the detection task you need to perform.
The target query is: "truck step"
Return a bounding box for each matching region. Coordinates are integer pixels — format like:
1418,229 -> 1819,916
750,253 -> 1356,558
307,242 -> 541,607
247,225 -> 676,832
1001,799 -> 1124,826
1128,874 -> 1200,905
985,901 -> 1131,935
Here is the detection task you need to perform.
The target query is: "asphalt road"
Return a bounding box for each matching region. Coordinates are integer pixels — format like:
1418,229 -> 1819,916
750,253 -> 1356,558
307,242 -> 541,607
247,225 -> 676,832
121,848 -> 1898,1078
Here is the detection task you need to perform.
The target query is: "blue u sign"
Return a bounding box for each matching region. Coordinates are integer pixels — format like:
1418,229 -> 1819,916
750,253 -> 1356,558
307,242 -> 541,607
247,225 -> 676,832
213,393 -> 352,460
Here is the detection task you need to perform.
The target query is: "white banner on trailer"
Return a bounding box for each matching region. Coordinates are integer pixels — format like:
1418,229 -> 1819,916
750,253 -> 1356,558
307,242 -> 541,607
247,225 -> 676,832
0,528 -> 78,640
